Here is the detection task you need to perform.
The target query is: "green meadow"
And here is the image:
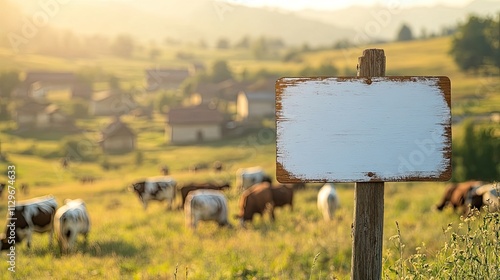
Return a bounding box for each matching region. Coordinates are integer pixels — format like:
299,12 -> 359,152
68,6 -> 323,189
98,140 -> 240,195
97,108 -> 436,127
0,36 -> 498,279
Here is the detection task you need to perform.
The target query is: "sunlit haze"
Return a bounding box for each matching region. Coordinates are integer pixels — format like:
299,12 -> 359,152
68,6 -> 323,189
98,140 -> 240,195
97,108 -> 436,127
223,0 -> 477,11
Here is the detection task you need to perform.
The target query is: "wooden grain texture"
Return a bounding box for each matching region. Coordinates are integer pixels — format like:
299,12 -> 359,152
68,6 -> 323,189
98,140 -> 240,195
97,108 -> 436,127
353,49 -> 385,280
351,182 -> 384,280
275,76 -> 451,183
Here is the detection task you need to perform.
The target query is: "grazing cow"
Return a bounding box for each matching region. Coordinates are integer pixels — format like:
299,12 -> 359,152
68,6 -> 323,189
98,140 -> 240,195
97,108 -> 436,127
317,184 -> 340,221
130,176 -> 177,210
465,183 -> 499,213
236,166 -> 271,191
1,195 -> 57,250
20,183 -> 29,195
184,190 -> 231,229
271,184 -> 294,211
213,161 -> 223,172
0,183 -> 5,197
54,199 -> 90,254
160,165 -> 169,175
436,181 -> 482,213
235,182 -> 275,227
179,182 -> 231,208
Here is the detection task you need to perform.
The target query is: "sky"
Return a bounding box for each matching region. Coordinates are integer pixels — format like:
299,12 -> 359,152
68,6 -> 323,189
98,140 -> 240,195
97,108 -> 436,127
224,0 -> 478,11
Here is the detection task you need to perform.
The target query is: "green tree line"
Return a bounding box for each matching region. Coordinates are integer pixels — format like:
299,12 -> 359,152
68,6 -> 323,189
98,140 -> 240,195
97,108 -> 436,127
450,14 -> 500,73
453,121 -> 499,182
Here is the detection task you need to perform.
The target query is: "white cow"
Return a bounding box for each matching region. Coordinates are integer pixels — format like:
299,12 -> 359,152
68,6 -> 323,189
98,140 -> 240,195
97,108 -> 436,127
130,176 -> 177,210
474,183 -> 499,212
317,183 -> 340,221
53,199 -> 90,254
236,166 -> 269,191
184,190 -> 231,229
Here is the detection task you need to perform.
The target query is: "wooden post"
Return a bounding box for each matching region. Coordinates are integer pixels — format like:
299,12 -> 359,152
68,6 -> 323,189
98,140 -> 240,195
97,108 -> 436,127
351,49 -> 386,280
276,48 -> 451,279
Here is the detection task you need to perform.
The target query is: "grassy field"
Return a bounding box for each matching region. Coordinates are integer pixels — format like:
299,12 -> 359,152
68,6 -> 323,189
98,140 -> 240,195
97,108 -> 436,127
0,139 -> 497,279
0,143 -> 489,279
0,36 -> 498,279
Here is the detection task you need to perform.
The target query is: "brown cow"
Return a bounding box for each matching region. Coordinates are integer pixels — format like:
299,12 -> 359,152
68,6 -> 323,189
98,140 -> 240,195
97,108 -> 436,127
179,182 -> 230,208
235,182 -> 274,227
436,181 -> 482,213
271,184 -> 294,211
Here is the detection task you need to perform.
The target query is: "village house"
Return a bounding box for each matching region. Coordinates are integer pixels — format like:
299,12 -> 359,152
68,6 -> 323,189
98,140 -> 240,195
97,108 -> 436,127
236,79 -> 276,121
12,71 -> 91,100
24,71 -> 75,84
70,81 -> 93,100
15,99 -> 75,131
189,79 -> 244,106
89,90 -> 137,116
166,105 -> 224,144
99,117 -> 136,153
145,63 -> 205,92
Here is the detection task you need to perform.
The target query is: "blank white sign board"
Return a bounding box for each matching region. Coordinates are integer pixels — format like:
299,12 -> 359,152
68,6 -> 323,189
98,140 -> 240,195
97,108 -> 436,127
276,76 -> 451,182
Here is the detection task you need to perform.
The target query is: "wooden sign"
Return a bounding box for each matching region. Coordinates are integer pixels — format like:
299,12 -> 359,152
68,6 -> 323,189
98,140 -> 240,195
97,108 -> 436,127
276,76 -> 451,183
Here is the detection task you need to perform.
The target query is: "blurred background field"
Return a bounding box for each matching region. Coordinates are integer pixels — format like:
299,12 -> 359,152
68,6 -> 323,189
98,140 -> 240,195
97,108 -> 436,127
0,0 -> 498,279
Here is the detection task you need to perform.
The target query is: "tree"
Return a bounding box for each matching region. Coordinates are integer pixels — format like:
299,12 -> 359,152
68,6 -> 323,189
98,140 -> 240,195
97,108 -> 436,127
251,37 -> 269,59
458,121 -> 499,181
216,38 -> 230,49
450,16 -> 494,73
111,34 -> 135,58
484,15 -> 500,69
149,47 -> 161,60
0,71 -> 20,100
396,24 -> 413,41
108,75 -> 121,90
235,36 -> 250,49
211,60 -> 232,83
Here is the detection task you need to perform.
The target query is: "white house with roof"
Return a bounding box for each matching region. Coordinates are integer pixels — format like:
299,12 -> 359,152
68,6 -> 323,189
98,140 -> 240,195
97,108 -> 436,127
166,105 -> 224,144
236,79 -> 276,121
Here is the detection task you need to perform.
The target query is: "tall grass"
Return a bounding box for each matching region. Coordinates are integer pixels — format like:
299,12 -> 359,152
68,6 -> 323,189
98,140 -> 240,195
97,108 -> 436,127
385,206 -> 500,279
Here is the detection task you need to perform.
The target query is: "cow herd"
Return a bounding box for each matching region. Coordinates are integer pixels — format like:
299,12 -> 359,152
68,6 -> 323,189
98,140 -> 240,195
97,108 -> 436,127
435,180 -> 499,215
0,196 -> 90,254
129,170 -> 305,229
0,168 -> 497,255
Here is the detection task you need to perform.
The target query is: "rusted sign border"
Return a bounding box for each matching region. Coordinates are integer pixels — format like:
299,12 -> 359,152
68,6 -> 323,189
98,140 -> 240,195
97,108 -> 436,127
275,76 -> 451,183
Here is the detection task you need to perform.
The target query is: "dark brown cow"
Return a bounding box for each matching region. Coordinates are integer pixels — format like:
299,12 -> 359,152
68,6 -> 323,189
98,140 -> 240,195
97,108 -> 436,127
436,181 -> 482,213
179,182 -> 230,208
1,195 -> 58,250
235,182 -> 274,227
271,184 -> 294,211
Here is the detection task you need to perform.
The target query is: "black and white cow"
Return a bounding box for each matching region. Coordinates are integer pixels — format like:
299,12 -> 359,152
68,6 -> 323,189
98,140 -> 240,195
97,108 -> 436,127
131,176 -> 177,210
465,183 -> 499,213
54,199 -> 91,254
184,190 -> 231,229
1,195 -> 58,250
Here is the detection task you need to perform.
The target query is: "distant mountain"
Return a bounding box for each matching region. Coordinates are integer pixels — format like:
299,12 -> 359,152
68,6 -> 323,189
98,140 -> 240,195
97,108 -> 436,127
11,0 -> 354,46
8,0 -> 499,47
296,0 -> 500,42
